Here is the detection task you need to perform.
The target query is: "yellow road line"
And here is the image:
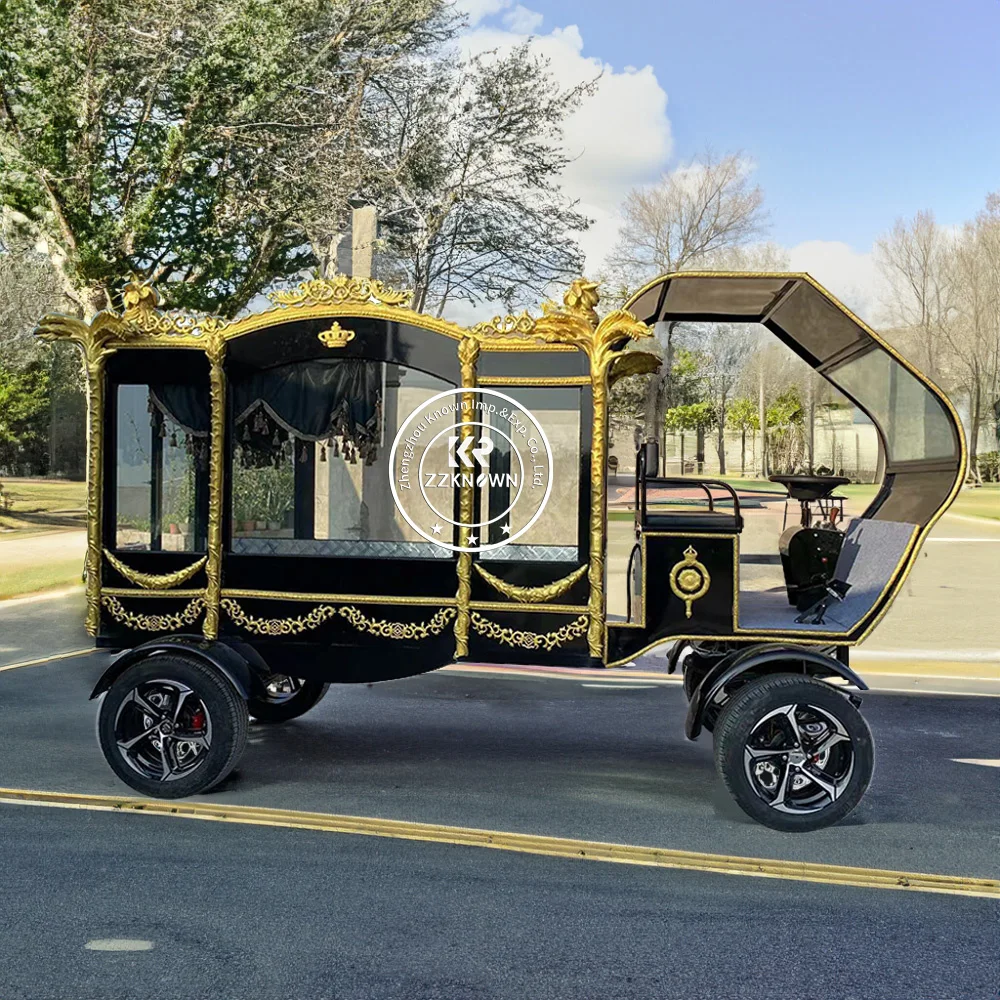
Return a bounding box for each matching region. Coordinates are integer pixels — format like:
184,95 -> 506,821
0,787 -> 995,899
0,648 -> 97,674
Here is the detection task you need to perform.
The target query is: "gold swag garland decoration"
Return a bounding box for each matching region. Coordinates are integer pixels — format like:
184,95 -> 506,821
474,563 -> 588,604
103,550 -> 207,590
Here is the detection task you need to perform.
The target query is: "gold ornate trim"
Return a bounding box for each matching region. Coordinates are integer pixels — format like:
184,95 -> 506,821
203,330 -> 226,639
474,564 -> 588,604
270,275 -> 411,309
221,599 -> 338,636
338,606 -> 456,640
470,612 -> 589,652
101,595 -> 204,631
103,550 -> 207,590
221,598 -> 455,640
668,546 -> 711,618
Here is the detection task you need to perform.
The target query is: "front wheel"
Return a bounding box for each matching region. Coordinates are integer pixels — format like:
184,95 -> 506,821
98,654 -> 249,799
248,675 -> 329,723
712,673 -> 874,832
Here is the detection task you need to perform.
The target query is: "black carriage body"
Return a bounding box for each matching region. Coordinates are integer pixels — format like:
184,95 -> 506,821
37,272 -> 966,683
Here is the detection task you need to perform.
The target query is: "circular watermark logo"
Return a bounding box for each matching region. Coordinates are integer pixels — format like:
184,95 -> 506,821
389,387 -> 553,553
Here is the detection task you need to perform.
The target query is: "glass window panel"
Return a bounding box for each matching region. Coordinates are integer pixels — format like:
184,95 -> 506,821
482,387 -> 581,559
831,350 -> 957,464
116,385 -> 205,552
230,361 -> 456,557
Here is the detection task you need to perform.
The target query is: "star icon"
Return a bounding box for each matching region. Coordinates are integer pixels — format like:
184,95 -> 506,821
466,534 -> 478,546
431,523 -> 443,535
501,523 -> 511,535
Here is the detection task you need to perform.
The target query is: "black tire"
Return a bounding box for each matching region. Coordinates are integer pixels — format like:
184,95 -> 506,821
97,654 -> 249,799
712,673 -> 874,832
248,676 -> 329,724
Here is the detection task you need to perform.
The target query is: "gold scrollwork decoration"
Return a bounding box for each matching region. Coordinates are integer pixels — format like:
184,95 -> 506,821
221,599 -> 456,640
101,595 -> 205,631
338,606 -> 456,640
221,599 -> 339,636
474,563 -> 588,604
669,546 -> 711,618
317,321 -> 356,348
103,550 -> 207,590
470,612 -> 589,651
269,274 -> 411,309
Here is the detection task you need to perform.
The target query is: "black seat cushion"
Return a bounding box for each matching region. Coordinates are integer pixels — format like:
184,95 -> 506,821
643,511 -> 743,533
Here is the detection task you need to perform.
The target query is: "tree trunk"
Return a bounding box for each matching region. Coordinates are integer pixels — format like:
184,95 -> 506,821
679,433 -> 685,474
695,425 -> 705,474
806,379 -> 816,473
970,384 -> 981,474
758,370 -> 767,478
740,429 -> 746,476
716,420 -> 726,475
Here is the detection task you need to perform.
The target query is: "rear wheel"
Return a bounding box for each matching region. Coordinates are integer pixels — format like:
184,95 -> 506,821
712,673 -> 873,832
97,654 -> 248,799
248,675 -> 329,724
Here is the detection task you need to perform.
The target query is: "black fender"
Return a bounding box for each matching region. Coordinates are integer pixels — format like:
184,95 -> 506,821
89,635 -> 260,701
685,643 -> 867,741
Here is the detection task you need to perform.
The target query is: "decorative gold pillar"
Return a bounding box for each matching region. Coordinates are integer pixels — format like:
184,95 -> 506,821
82,341 -> 112,636
203,331 -> 227,639
453,335 -> 480,658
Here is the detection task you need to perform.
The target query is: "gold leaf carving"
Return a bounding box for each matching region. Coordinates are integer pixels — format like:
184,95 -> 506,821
470,612 -> 589,651
270,274 -> 411,309
474,564 -> 588,603
103,550 -> 208,590
101,595 -> 205,631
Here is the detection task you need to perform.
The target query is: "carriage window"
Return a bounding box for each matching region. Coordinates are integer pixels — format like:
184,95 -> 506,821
830,349 -> 957,464
481,386 -> 581,562
115,385 -> 208,552
229,360 -> 455,558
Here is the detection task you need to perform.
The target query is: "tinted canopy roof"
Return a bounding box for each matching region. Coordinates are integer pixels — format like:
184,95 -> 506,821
625,272 -> 966,525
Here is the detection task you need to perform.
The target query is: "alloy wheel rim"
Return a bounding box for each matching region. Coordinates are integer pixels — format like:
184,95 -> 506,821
743,702 -> 855,814
113,679 -> 213,782
262,675 -> 303,704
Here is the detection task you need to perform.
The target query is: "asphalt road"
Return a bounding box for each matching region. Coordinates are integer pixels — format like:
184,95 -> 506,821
0,524 -> 997,999
1,803 -> 997,1000
1,651 -> 998,878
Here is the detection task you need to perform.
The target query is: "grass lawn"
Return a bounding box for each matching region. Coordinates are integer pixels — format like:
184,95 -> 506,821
951,483 -> 1000,520
0,478 -> 87,533
0,559 -> 83,600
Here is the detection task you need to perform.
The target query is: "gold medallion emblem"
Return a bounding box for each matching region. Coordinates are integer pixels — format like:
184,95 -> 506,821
669,545 -> 711,618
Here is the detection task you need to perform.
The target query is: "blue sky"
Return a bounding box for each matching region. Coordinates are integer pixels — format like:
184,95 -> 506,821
458,0 -> 999,313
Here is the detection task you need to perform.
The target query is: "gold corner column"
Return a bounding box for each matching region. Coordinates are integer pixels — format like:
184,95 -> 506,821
453,335 -> 481,658
203,331 -> 227,639
83,343 -> 111,636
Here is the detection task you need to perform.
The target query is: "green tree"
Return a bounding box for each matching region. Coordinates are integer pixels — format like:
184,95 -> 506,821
0,357 -> 49,474
663,400 -> 714,474
0,0 -> 455,316
765,386 -> 805,473
726,396 -> 759,476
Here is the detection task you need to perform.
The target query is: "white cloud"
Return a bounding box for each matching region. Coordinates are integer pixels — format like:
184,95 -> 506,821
457,9 -> 672,275
453,0 -> 513,27
502,4 -> 543,33
787,240 -> 884,322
